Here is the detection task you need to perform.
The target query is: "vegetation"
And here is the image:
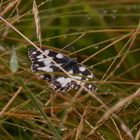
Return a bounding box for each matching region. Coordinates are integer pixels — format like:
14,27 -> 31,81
0,0 -> 140,139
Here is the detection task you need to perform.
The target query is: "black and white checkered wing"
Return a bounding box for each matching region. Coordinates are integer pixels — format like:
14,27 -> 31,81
28,48 -> 70,72
28,48 -> 96,92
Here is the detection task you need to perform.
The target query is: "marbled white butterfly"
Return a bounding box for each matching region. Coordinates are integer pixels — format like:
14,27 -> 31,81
28,48 -> 96,92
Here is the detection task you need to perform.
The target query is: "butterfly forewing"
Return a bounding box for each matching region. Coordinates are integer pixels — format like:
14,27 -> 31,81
28,48 -> 70,72
28,48 -> 96,92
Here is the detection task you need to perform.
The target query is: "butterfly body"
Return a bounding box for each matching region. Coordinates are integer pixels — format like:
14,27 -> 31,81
28,48 -> 96,92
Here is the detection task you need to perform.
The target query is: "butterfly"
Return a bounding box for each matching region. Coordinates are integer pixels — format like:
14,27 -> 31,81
28,47 -> 96,92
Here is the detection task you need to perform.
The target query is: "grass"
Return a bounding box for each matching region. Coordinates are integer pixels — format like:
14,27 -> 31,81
0,0 -> 140,140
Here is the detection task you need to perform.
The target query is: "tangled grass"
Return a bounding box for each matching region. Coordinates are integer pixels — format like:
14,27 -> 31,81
0,0 -> 140,139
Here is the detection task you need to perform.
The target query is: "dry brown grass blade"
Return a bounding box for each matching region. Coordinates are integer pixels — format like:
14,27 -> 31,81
97,87 -> 140,132
135,128 -> 140,140
87,85 -> 138,139
0,86 -> 23,117
0,0 -> 20,16
104,20 -> 140,81
32,0 -> 42,47
75,103 -> 89,140
0,76 -> 35,117
82,32 -> 131,64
